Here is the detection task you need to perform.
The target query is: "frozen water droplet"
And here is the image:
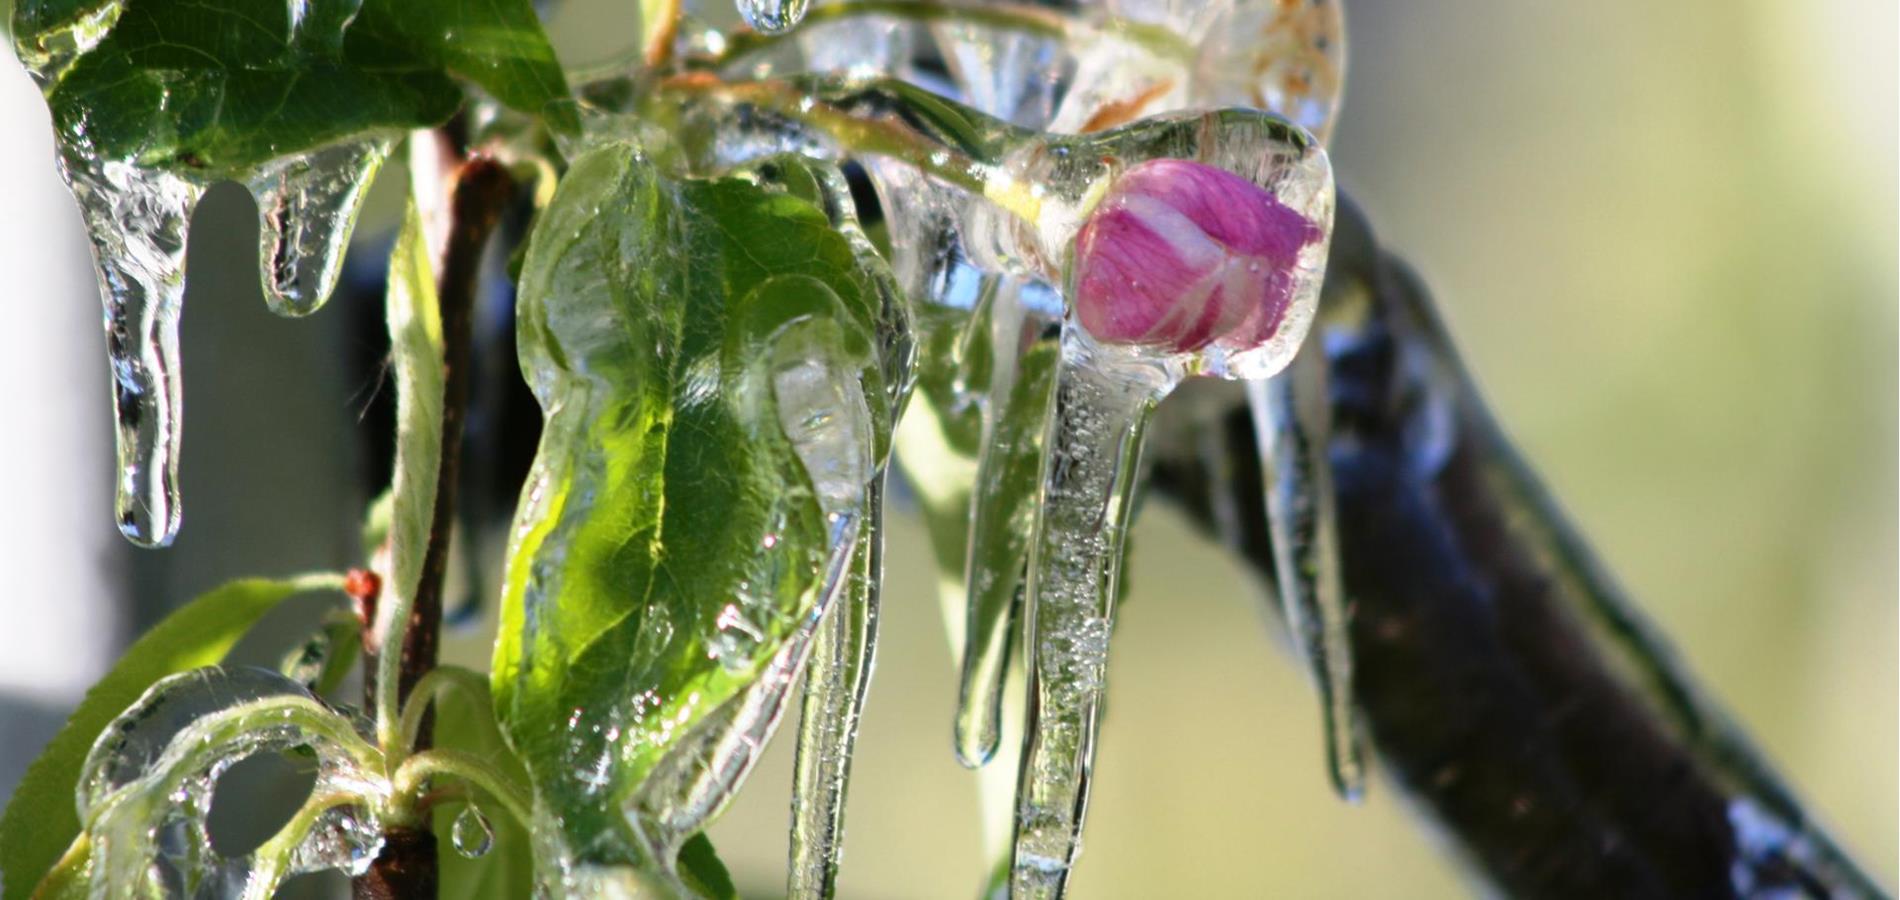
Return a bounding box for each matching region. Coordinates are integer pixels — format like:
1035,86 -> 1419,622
452,805 -> 496,858
246,138 -> 392,316
737,0 -> 808,35
54,150 -> 202,547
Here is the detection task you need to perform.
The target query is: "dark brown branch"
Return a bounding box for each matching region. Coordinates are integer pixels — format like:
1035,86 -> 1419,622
354,147 -> 515,900
1147,194 -> 1888,900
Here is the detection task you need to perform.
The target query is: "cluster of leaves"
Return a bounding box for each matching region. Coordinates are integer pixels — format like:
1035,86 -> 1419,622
1,0 -> 894,895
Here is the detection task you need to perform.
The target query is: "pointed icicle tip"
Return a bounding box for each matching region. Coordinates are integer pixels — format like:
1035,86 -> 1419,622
1073,159 -> 1323,356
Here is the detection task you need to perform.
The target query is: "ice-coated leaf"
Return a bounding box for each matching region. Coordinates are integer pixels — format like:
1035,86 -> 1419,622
12,0 -> 574,174
493,141 -> 890,886
73,666 -> 387,899
0,573 -> 343,900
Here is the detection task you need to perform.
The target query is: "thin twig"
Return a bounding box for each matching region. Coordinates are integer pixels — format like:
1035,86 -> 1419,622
354,134 -> 516,900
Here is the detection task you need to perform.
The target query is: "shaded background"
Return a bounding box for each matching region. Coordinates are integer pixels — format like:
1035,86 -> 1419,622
1,0 -> 1894,896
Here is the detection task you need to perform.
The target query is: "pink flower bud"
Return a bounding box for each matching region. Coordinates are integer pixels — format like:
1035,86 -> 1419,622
1073,158 -> 1323,355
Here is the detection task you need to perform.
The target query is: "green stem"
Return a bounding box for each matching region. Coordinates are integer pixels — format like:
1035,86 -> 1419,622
396,665 -> 501,754
390,749 -> 535,829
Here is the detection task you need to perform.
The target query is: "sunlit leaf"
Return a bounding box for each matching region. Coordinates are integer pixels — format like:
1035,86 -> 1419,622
493,142 -> 887,880
11,0 -> 572,174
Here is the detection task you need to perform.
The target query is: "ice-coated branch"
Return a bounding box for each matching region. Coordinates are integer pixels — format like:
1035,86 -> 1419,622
1146,193 -> 1890,900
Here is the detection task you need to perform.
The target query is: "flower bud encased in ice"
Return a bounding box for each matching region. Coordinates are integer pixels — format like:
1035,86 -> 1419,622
1073,158 -> 1323,355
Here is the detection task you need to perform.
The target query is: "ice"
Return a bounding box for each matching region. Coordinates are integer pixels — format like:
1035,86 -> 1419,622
1008,340 -> 1170,899
616,202 -> 887,892
77,666 -> 387,899
982,110 -> 1333,896
245,138 -> 393,317
737,0 -> 810,35
451,804 -> 496,859
788,481 -> 883,898
43,128 -> 391,544
772,327 -> 875,515
955,291 -> 1058,768
53,150 -> 202,548
799,14 -> 913,80
1247,350 -> 1363,801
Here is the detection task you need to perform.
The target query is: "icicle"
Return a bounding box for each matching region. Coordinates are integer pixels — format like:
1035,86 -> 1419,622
1010,340 -> 1171,899
955,287 -> 1058,768
737,0 -> 809,35
1246,346 -> 1363,801
54,149 -> 203,548
245,138 -> 392,317
452,805 -> 496,859
788,478 -> 883,898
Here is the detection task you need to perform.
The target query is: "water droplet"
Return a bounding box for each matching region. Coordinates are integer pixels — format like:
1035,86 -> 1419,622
736,0 -> 808,34
452,805 -> 495,858
246,138 -> 392,317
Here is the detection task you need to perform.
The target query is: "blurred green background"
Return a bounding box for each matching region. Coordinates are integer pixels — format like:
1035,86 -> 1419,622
0,0 -> 1892,897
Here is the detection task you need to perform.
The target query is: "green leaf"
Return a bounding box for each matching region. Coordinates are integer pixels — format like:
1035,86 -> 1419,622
494,143 -> 889,877
677,833 -> 737,900
11,0 -> 572,174
374,200 -> 444,742
434,681 -> 534,900
0,573 -> 343,900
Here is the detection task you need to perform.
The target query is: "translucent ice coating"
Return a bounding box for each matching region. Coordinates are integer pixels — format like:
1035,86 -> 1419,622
739,0 -> 811,34
999,112 -> 1334,898
1073,158 -> 1323,353
244,138 -> 394,317
42,134 -> 389,546
76,667 -> 387,899
53,151 -> 201,547
494,144 -> 896,892
771,159 -> 913,900
1063,0 -> 1347,143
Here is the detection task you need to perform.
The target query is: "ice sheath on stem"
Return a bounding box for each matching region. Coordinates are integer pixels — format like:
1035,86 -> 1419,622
789,479 -> 884,898
1010,340 -> 1168,899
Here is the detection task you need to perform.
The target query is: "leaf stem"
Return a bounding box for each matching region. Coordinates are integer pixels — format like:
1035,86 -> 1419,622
396,665 -> 502,754
390,749 -> 535,829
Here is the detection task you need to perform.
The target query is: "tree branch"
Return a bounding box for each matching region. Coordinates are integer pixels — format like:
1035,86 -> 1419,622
354,136 -> 515,900
1146,193 -> 1888,900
